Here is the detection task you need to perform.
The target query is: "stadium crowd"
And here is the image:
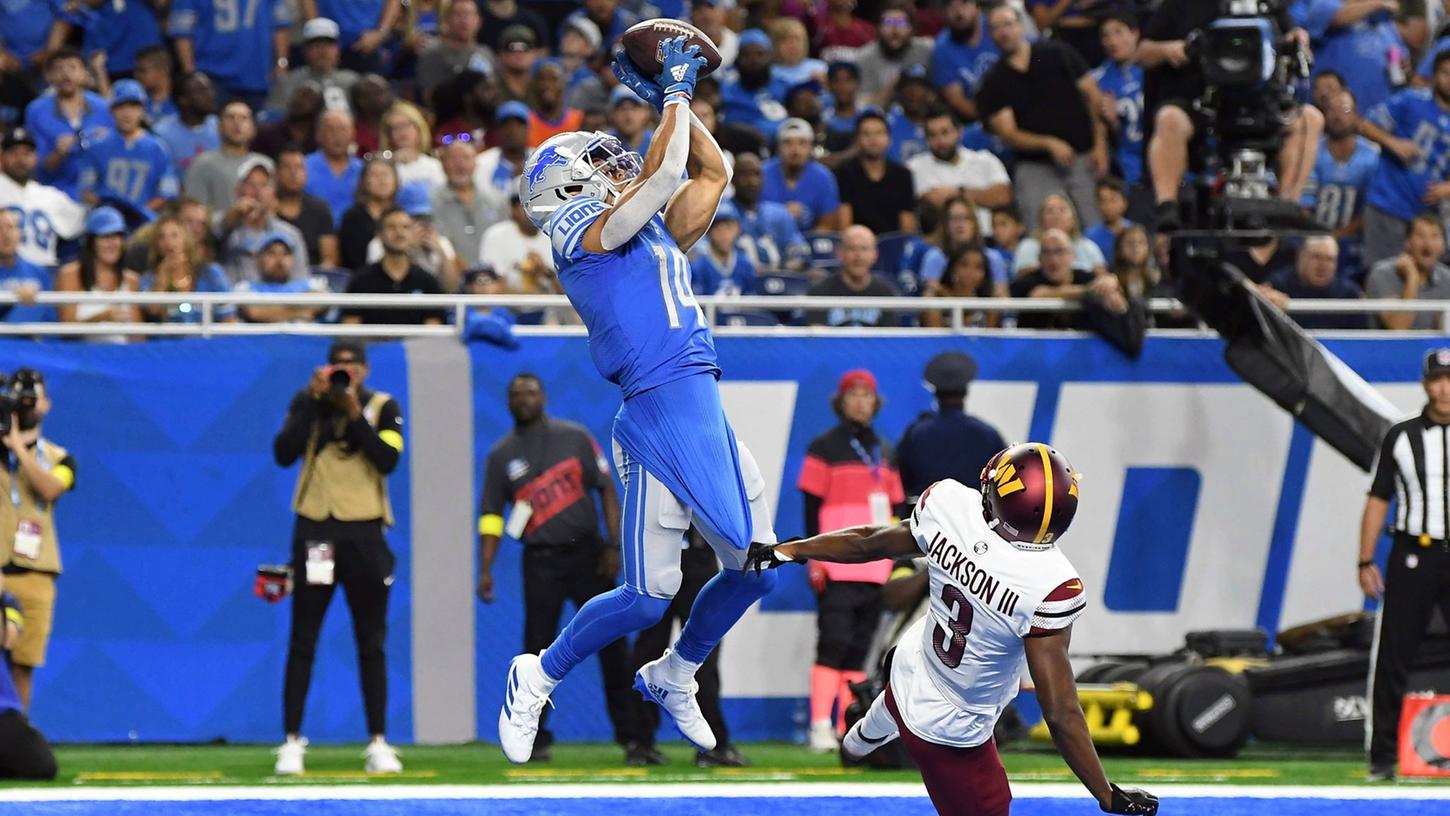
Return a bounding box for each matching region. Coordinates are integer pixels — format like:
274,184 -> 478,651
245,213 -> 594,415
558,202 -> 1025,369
0,0 -> 1447,333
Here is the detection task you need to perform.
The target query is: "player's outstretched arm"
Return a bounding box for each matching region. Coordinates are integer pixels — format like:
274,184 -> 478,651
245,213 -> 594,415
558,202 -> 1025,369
662,109 -> 732,252
745,522 -> 918,573
1025,628 -> 1158,815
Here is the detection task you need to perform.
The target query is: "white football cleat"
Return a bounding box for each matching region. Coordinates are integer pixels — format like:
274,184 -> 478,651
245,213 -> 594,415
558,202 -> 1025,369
634,650 -> 717,751
273,736 -> 307,776
499,653 -> 555,764
364,739 -> 403,774
808,719 -> 839,753
842,717 -> 898,759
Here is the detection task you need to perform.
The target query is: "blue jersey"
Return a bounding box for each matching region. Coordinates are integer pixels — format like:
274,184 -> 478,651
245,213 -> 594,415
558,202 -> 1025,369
0,0 -> 54,63
58,0 -> 163,75
548,195 -> 720,400
1299,0 -> 1406,114
79,131 -> 178,214
169,0 -> 291,94
154,114 -> 220,175
732,198 -> 804,270
1303,136 -> 1380,229
1365,88 -> 1450,219
718,75 -> 790,140
689,245 -> 757,296
930,23 -> 999,99
1418,35 -> 1450,80
304,151 -> 363,227
315,0 -> 382,46
760,158 -> 840,231
147,95 -> 177,122
886,106 -> 927,162
0,258 -> 54,323
24,91 -> 114,198
1091,59 -> 1145,184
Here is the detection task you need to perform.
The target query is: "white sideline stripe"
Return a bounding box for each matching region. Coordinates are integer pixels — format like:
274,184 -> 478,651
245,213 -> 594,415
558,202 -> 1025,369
0,783 -> 1447,803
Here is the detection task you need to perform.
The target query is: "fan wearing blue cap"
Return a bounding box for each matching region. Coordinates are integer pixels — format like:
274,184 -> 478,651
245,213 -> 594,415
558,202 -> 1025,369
77,80 -> 179,218
234,232 -> 323,323
53,207 -> 143,327
217,155 -> 312,287
688,200 -> 757,296
475,101 -> 531,214
361,182 -> 462,290
717,29 -> 792,139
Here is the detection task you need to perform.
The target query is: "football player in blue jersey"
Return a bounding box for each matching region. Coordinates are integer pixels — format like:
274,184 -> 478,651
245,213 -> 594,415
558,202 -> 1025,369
498,37 -> 781,764
1359,50 -> 1450,269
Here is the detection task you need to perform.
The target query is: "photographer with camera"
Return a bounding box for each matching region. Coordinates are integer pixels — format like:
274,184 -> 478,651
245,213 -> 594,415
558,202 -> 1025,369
271,340 -> 405,776
1139,0 -> 1323,231
0,369 -> 75,712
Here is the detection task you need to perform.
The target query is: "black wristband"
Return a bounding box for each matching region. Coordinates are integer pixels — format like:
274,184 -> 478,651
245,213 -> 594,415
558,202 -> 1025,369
1358,559 -> 1375,569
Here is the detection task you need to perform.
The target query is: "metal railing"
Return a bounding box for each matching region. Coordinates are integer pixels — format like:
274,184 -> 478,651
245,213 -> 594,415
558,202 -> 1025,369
0,291 -> 1438,337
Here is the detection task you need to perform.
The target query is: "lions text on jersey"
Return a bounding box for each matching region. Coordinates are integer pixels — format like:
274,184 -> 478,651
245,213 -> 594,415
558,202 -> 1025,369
893,478 -> 1085,748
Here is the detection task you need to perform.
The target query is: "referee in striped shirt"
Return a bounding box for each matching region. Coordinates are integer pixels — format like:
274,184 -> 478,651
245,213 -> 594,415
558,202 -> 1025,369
1360,348 -> 1450,781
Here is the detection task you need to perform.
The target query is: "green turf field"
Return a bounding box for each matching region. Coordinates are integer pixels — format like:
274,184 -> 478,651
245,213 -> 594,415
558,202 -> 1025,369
0,741 -> 1423,789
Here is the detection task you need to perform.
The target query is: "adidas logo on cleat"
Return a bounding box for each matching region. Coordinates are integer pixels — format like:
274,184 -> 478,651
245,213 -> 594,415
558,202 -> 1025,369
648,683 -> 670,701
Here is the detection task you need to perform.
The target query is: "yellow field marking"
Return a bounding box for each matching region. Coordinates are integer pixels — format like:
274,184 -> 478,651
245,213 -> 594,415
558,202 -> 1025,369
75,772 -> 223,782
716,767 -> 862,777
506,768 -> 650,779
1138,768 -> 1280,779
274,771 -> 441,781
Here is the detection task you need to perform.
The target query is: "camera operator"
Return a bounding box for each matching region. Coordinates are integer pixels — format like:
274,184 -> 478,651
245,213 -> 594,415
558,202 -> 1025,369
0,369 -> 75,712
271,340 -> 405,776
0,573 -> 56,779
1138,0 -> 1324,230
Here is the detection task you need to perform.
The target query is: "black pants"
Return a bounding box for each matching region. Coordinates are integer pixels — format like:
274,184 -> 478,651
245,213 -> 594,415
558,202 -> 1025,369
817,581 -> 885,670
0,710 -> 56,779
631,543 -> 730,750
523,544 -> 644,748
1368,535 -> 1450,767
284,518 -> 394,737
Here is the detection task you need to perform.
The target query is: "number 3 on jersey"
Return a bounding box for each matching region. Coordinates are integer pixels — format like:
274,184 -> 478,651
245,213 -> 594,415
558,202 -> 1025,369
933,584 -> 975,669
651,244 -> 702,329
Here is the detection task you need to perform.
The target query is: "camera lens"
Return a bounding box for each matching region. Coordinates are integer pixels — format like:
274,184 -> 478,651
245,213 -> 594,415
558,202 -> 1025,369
328,368 -> 351,390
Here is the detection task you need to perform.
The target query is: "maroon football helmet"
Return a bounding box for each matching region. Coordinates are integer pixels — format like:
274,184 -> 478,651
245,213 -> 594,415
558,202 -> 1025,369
979,443 -> 1080,547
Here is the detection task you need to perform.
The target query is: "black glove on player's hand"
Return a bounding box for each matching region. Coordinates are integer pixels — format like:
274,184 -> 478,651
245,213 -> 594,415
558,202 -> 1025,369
1104,784 -> 1158,815
742,538 -> 802,575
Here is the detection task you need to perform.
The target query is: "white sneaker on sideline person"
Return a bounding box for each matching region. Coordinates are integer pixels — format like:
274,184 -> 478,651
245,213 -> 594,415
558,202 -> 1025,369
634,648 -> 717,751
809,719 -> 840,753
274,736 -> 307,775
499,652 -> 556,763
364,739 -> 403,774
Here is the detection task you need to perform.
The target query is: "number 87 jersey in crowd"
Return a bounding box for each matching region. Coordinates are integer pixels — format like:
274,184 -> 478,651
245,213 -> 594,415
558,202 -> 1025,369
894,453 -> 1086,749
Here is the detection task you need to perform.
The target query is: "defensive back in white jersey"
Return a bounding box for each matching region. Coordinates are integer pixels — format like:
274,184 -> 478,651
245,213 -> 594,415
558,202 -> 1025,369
892,478 -> 1087,747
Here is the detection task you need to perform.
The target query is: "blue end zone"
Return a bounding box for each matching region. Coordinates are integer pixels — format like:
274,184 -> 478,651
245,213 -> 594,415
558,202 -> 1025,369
12,797 -> 1446,816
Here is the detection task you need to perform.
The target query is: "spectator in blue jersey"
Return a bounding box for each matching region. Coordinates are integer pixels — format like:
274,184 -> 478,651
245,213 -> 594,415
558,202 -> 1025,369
140,213 -> 237,323
169,0 -> 291,111
0,576 -> 55,779
130,46 -> 176,122
719,29 -> 790,140
25,48 -> 113,199
930,0 -> 997,123
609,86 -> 654,157
155,72 -> 221,178
885,64 -> 935,162
1359,50 -> 1450,269
762,118 -> 845,232
564,0 -> 638,48
1263,235 -> 1364,331
857,5 -> 935,108
1091,12 -> 1145,186
690,201 -> 757,297
0,0 -> 54,74
78,81 -> 178,218
302,0 -> 394,72
769,18 -> 827,87
1297,0 -> 1410,116
52,0 -> 164,80
236,232 -> 321,322
218,155 -> 310,284
1084,177 -> 1135,262
0,211 -> 50,323
266,18 -> 361,116
1304,90 -> 1379,282
305,109 -> 364,227
730,152 -> 808,270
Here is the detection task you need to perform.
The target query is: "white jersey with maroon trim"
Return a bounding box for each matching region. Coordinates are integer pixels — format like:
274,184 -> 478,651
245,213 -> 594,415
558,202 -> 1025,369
889,478 -> 1086,748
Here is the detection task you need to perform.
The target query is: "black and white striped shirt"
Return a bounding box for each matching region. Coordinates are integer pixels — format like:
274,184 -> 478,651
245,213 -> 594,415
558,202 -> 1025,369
1369,412 -> 1450,539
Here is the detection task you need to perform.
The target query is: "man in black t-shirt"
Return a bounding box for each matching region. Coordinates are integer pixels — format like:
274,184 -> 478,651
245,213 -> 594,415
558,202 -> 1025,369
807,225 -> 902,327
275,145 -> 340,268
1138,0 -> 1321,228
975,3 -> 1107,230
342,207 -> 447,325
833,111 -> 918,236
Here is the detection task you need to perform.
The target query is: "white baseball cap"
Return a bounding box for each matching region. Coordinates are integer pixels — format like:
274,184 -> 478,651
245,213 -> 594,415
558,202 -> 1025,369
302,17 -> 341,42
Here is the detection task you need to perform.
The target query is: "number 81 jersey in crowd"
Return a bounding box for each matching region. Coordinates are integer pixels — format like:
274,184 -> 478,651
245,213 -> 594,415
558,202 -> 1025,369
891,478 -> 1086,748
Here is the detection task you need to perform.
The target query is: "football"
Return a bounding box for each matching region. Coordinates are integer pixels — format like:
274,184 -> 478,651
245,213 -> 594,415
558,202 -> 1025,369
619,18 -> 723,80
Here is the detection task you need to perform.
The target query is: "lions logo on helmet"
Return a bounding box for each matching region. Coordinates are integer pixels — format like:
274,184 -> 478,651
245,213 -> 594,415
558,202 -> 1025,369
519,131 -> 643,229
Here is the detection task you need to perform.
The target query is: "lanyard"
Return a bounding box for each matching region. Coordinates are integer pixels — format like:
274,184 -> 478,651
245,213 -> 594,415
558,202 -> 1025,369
9,438 -> 47,510
848,436 -> 882,483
